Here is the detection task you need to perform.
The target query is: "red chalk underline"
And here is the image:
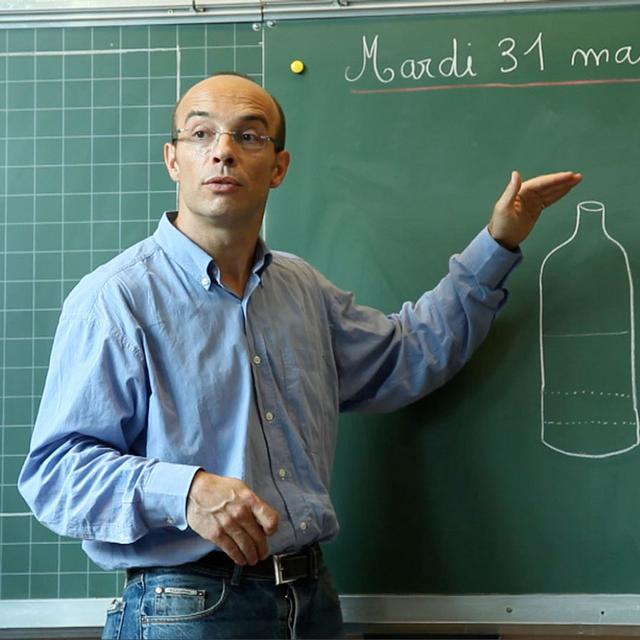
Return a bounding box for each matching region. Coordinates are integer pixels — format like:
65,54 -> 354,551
350,77 -> 640,94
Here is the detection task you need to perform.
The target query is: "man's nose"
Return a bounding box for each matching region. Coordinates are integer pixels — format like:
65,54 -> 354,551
210,132 -> 236,165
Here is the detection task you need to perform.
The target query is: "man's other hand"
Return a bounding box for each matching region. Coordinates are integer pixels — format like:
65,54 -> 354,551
187,470 -> 279,566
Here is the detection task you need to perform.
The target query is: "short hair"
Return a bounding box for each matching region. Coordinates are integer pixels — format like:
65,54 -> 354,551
170,72 -> 287,152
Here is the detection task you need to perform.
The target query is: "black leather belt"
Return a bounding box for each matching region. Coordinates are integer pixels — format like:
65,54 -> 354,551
126,544 -> 322,587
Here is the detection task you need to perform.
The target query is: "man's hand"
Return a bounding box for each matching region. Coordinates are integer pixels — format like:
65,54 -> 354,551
186,470 -> 279,566
488,170 -> 582,250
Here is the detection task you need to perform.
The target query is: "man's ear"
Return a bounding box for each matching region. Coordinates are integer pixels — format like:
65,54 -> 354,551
164,142 -> 180,183
270,150 -> 291,189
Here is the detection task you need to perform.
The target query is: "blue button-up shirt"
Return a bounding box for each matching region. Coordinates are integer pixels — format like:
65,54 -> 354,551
19,212 -> 521,570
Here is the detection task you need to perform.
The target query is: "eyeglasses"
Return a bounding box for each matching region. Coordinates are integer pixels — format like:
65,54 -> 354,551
172,125 -> 276,153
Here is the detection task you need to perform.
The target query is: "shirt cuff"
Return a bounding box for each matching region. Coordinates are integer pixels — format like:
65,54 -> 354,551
143,462 -> 201,530
457,226 -> 523,289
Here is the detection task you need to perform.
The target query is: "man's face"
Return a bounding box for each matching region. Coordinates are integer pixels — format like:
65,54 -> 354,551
164,75 -> 290,233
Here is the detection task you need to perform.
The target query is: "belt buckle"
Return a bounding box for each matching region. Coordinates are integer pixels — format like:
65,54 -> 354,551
272,551 -> 303,586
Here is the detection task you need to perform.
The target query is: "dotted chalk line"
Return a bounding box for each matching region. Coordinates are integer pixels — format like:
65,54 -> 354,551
545,420 -> 636,426
546,390 -> 632,399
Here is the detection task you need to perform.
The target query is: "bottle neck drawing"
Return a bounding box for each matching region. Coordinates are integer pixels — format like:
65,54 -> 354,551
575,200 -> 607,238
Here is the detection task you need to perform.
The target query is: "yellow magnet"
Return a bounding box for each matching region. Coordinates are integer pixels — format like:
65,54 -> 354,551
290,60 -> 305,74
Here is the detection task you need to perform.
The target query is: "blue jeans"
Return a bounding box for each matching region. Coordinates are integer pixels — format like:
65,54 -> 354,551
102,564 -> 344,639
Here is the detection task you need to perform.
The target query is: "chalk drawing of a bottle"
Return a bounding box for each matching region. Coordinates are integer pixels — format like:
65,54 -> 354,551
540,201 -> 639,458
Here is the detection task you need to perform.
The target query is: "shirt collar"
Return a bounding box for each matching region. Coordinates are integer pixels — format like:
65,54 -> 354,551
153,211 -> 273,288
253,236 -> 273,276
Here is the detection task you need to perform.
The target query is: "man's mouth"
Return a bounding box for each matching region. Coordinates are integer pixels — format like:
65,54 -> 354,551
202,176 -> 242,193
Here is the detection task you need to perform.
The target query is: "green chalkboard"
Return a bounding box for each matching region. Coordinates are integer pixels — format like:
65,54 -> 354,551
4,2 -> 640,613
265,6 -> 640,594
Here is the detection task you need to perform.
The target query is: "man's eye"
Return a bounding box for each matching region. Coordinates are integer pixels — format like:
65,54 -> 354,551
239,132 -> 259,143
192,128 -> 211,140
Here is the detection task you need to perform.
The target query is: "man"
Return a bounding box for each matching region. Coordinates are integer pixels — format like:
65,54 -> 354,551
19,72 -> 581,639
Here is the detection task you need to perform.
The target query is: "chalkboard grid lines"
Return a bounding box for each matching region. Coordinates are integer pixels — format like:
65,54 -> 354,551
0,22 -> 264,600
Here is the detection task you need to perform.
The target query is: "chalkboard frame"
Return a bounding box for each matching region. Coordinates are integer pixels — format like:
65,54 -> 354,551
2,594 -> 640,636
0,0 -> 640,29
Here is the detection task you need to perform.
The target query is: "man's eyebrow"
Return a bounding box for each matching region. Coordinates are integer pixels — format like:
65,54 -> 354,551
182,110 -> 270,129
183,110 -> 211,124
236,113 -> 270,129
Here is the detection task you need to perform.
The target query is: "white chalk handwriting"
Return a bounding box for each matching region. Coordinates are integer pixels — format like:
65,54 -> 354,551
344,32 -> 640,87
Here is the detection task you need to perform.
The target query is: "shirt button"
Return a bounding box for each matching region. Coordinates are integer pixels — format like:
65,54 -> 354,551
300,522 -> 308,531
166,517 -> 175,525
278,468 -> 287,479
200,276 -> 210,289
155,587 -> 164,594
265,411 -> 274,422
253,355 -> 262,365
